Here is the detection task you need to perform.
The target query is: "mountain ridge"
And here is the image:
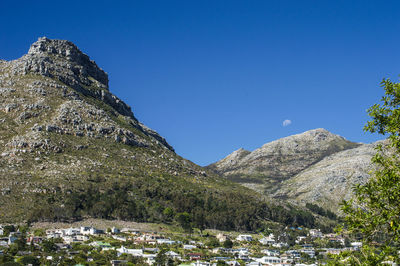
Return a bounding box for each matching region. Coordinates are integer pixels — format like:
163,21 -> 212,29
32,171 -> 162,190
208,128 -> 376,211
208,128 -> 361,180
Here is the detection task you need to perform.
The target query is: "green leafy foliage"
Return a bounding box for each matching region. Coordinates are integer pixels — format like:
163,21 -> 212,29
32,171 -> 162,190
223,238 -> 233,248
340,78 -> 400,264
17,255 -> 40,266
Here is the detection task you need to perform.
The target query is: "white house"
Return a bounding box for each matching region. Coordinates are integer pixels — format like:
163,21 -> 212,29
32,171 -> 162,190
226,261 -> 240,266
62,234 -> 89,244
259,234 -> 275,245
309,229 -> 323,238
0,239 -> 8,246
255,256 -> 281,265
112,235 -> 127,242
191,261 -> 211,266
285,250 -> 301,259
165,250 -> 181,260
80,227 -> 91,235
261,249 -> 279,257
246,262 -> 262,266
117,246 -> 143,256
236,235 -> 253,242
80,226 -> 104,235
351,242 -> 362,250
46,232 -> 62,239
184,244 -> 197,250
121,228 -> 141,234
63,228 -> 80,236
272,242 -> 288,248
157,238 -> 176,245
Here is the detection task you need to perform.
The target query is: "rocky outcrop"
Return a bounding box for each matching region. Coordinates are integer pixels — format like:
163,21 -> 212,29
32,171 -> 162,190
11,37 -> 133,118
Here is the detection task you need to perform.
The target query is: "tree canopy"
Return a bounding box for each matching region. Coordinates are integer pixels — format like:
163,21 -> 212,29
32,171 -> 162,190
340,78 -> 400,264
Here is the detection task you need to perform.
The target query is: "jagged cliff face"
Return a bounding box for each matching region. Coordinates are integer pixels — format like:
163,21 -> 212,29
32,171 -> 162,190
208,129 -> 375,212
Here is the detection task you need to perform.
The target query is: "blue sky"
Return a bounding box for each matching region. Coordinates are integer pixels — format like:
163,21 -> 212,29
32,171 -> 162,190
1,0 -> 399,165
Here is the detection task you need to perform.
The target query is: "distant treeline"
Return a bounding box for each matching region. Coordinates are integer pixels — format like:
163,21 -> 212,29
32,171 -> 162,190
27,174 -> 326,231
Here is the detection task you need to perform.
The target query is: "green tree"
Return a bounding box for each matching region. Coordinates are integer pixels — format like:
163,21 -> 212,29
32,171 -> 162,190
41,239 -> 58,253
340,78 -> 400,264
2,225 -> 15,236
154,248 -> 167,266
17,255 -> 40,266
206,237 -> 220,248
175,212 -> 192,233
223,238 -> 233,248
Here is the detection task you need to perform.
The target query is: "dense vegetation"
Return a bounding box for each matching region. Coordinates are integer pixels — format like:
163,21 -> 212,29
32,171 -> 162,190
305,203 -> 337,221
26,173 -> 318,232
339,78 -> 400,264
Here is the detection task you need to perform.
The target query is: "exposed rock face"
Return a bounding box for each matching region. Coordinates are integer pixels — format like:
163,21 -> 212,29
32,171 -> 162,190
26,37 -> 109,90
3,37 -> 173,152
209,129 -> 360,183
273,141 -> 381,212
10,37 -> 134,119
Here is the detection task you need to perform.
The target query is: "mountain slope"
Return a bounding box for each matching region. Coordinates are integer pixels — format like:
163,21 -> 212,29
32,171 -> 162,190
273,141 -> 380,212
0,37 -> 319,230
208,128 -> 360,191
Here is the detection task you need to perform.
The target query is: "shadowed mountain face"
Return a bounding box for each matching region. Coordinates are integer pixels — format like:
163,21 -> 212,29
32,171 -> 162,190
208,129 -> 377,212
0,37 -> 320,230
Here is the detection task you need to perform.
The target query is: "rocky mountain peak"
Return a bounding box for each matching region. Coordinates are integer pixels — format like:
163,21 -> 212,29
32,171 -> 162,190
1,37 -> 174,152
29,37 -> 83,58
23,37 -> 109,90
209,129 -> 361,190
9,37 -> 138,118
303,128 -> 339,142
